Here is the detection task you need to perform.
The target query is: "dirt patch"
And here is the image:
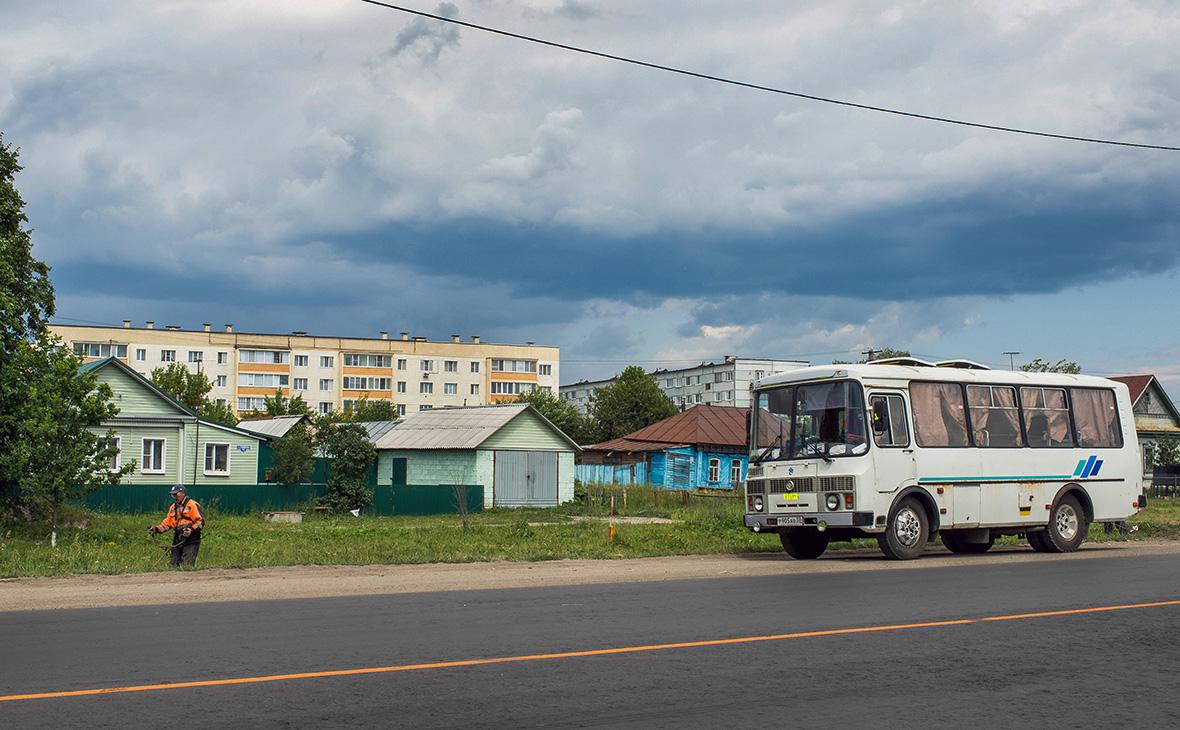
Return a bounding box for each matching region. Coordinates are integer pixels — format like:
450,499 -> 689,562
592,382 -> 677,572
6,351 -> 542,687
3,540 -> 1179,613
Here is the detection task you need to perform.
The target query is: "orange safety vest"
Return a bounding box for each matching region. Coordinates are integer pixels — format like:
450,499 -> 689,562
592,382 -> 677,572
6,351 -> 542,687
157,497 -> 204,534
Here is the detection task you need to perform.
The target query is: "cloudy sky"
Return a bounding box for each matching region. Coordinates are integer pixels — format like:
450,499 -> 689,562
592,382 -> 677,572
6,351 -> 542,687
3,0 -> 1179,395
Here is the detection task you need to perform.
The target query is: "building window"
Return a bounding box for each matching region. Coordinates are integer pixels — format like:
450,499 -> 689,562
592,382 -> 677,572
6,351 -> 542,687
396,404 -> 406,416
420,382 -> 433,394
397,359 -> 407,370
731,459 -> 742,484
471,362 -> 480,373
97,437 -> 121,472
141,438 -> 165,474
73,342 -> 128,359
318,402 -> 333,414
707,458 -> 720,482
320,356 -> 334,368
539,364 -> 552,376
216,398 -> 226,407
218,351 -> 229,364
490,381 -> 535,395
240,349 -> 289,364
204,443 -> 230,476
237,397 -> 267,411
491,359 -> 536,373
161,350 -> 176,362
343,376 -> 392,390
470,384 -> 480,395
695,394 -> 702,403
444,383 -> 457,395
239,373 -> 289,388
397,381 -> 406,393
294,355 -> 308,367
216,375 -> 228,387
419,405 -> 433,411
188,351 -> 203,363
444,360 -> 458,372
421,360 -> 434,372
319,379 -> 334,391
344,354 -> 391,368
135,348 -> 146,361
293,378 -> 308,390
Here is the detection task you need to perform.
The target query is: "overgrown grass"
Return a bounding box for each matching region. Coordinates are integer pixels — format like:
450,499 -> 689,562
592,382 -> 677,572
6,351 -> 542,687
1,490 -> 1177,578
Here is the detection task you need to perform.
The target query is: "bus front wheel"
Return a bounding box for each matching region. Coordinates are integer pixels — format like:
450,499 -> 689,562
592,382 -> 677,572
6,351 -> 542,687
779,529 -> 830,559
879,497 -> 929,560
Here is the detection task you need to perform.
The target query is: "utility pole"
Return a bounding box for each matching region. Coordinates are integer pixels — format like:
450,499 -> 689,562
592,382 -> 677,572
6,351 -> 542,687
1003,351 -> 1021,371
861,348 -> 878,363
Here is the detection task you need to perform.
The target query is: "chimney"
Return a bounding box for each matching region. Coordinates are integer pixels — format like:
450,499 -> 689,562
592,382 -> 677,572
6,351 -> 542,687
380,331 -> 389,341
166,325 -> 180,331
145,321 -> 155,329
471,335 -> 480,344
292,331 -> 306,337
451,334 -> 460,343
122,319 -> 132,329
400,332 -> 410,341
224,324 -> 234,333
203,323 -> 212,332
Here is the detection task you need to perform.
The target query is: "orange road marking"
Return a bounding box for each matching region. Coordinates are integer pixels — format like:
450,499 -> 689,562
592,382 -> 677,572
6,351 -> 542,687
2,598 -> 1177,703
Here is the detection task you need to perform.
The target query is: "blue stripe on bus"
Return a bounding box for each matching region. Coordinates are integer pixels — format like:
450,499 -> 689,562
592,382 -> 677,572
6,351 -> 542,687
1091,459 -> 1104,477
1080,455 -> 1098,479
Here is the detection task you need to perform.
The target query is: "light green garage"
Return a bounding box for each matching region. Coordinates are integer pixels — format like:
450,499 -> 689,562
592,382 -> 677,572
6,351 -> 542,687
370,404 -> 580,508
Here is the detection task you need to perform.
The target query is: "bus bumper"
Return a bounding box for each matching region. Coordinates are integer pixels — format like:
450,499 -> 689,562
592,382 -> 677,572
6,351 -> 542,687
744,512 -> 875,531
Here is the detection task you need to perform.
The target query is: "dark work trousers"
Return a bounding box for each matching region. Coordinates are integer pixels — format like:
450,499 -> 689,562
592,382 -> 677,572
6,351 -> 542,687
170,533 -> 201,567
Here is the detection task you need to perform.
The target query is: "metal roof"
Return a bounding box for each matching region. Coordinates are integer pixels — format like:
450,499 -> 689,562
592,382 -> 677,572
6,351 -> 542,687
372,405 -> 532,450
585,405 -> 763,452
237,415 -> 309,438
357,420 -> 400,443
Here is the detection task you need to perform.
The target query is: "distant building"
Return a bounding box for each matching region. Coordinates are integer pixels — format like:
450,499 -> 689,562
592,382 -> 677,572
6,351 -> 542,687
579,404 -> 762,489
560,356 -> 808,414
1109,375 -> 1180,481
50,321 -> 559,417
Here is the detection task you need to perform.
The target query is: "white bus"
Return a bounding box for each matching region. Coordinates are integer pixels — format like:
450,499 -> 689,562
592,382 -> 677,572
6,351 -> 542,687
743,358 -> 1145,560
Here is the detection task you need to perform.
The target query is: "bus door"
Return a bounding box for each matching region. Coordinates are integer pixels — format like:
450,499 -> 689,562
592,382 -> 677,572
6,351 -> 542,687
869,392 -> 916,493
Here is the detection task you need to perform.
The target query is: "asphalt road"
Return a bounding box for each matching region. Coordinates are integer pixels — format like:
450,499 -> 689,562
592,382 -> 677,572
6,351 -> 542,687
3,552 -> 1179,728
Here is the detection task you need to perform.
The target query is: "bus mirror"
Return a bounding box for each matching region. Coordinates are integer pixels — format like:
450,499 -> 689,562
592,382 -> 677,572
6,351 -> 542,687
871,400 -> 889,433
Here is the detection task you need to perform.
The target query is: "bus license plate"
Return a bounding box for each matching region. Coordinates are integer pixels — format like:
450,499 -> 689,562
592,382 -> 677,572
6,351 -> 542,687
780,515 -> 802,525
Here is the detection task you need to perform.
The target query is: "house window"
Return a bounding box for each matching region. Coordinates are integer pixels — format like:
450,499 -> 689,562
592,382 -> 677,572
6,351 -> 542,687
471,384 -> 480,395
396,404 -> 406,416
397,359 -> 407,370
239,373 -> 289,388
708,458 -> 720,483
97,437 -> 121,472
218,351 -> 229,364
419,405 -> 433,411
237,397 -> 266,411
490,381 -> 535,395
397,381 -> 406,393
294,355 -> 308,367
471,362 -> 480,373
319,379 -> 334,391
343,376 -> 392,390
188,351 -> 203,363
421,360 -> 434,372
344,354 -> 391,368
320,356 -> 334,368
240,349 -> 289,364
135,348 -> 147,361
444,383 -> 457,395
141,438 -> 166,474
73,342 -> 128,358
293,378 -> 308,390
491,359 -> 536,373
318,402 -> 333,414
539,364 -> 552,376
420,382 -> 433,394
731,459 -> 742,484
216,375 -> 228,387
444,360 -> 458,372
204,443 -> 230,476
161,350 -> 176,362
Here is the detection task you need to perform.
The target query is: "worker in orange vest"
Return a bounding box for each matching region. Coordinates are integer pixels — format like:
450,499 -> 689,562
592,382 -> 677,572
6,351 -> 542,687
148,485 -> 204,567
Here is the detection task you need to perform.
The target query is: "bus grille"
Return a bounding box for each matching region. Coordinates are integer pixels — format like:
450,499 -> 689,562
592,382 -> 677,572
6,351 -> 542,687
766,477 -> 816,493
820,476 -> 855,492
748,476 -> 855,494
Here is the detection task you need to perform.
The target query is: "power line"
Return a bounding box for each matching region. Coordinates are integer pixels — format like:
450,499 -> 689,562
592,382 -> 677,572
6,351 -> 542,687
358,0 -> 1180,152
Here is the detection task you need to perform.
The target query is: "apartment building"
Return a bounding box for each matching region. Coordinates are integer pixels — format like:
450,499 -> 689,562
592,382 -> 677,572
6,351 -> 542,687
560,356 -> 808,414
51,321 -> 560,416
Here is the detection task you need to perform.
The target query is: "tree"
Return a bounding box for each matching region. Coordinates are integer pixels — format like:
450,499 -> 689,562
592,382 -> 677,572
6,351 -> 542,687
833,347 -> 912,364
150,361 -> 238,424
1146,437 -> 1180,469
346,396 -> 397,422
515,388 -> 592,444
588,366 -> 678,443
0,136 -> 128,525
271,423 -> 315,485
1020,358 -> 1082,374
262,390 -> 312,417
315,420 -> 376,513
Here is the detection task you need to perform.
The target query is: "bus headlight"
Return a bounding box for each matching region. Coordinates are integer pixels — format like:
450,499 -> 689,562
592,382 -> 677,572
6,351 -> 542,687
825,493 -> 840,511
753,496 -> 764,512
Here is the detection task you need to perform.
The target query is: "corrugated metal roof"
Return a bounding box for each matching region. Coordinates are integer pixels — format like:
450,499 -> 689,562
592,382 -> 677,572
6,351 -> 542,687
372,405 -> 530,450
1109,375 -> 1154,405
357,420 -> 400,442
237,415 -> 309,438
584,405 -> 756,452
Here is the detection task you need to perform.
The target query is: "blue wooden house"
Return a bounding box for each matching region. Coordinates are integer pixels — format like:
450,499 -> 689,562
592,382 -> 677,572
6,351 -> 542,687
578,405 -> 753,489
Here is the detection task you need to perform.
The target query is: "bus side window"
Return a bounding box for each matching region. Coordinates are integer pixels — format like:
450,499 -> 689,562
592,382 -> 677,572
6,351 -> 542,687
871,394 -> 910,448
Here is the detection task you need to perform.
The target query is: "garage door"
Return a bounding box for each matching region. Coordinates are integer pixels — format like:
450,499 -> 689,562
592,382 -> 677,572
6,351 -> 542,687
494,451 -> 559,507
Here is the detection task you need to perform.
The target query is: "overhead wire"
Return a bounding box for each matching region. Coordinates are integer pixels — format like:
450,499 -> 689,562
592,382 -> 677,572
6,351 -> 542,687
358,0 -> 1180,152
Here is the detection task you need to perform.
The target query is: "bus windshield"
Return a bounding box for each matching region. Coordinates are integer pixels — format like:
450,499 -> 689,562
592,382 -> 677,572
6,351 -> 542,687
752,380 -> 868,462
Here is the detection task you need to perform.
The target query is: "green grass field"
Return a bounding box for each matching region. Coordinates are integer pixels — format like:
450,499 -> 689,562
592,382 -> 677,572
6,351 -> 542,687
1,490 -> 1177,578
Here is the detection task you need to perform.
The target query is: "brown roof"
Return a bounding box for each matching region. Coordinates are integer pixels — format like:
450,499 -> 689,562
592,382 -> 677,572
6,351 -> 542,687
585,405 -> 754,451
1109,375 -> 1154,404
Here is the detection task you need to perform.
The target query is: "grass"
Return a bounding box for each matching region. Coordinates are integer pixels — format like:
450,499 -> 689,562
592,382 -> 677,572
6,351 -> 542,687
1,489 -> 1178,578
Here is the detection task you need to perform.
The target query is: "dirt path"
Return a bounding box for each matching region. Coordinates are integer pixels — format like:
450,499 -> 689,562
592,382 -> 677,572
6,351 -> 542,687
3,540 -> 1178,613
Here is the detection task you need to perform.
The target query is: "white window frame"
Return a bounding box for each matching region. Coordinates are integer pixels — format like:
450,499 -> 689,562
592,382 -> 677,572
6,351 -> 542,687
420,382 -> 433,394
320,356 -> 335,368
188,350 -> 203,363
215,375 -> 227,387
141,438 -> 166,475
99,436 -> 121,473
218,351 -> 229,364
444,382 -> 458,395
161,350 -> 176,362
471,362 -> 480,373
708,458 -> 721,482
135,348 -> 147,362
397,381 -> 406,393
203,442 -> 231,476
731,459 -> 742,484
444,360 -> 458,372
294,355 -> 308,367
470,384 -> 480,395
319,379 -> 334,391
293,377 -> 308,391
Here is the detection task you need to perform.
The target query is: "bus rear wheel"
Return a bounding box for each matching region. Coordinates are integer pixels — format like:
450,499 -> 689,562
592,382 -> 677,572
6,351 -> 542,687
878,497 -> 929,560
941,531 -> 994,554
1040,494 -> 1088,552
779,529 -> 830,559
